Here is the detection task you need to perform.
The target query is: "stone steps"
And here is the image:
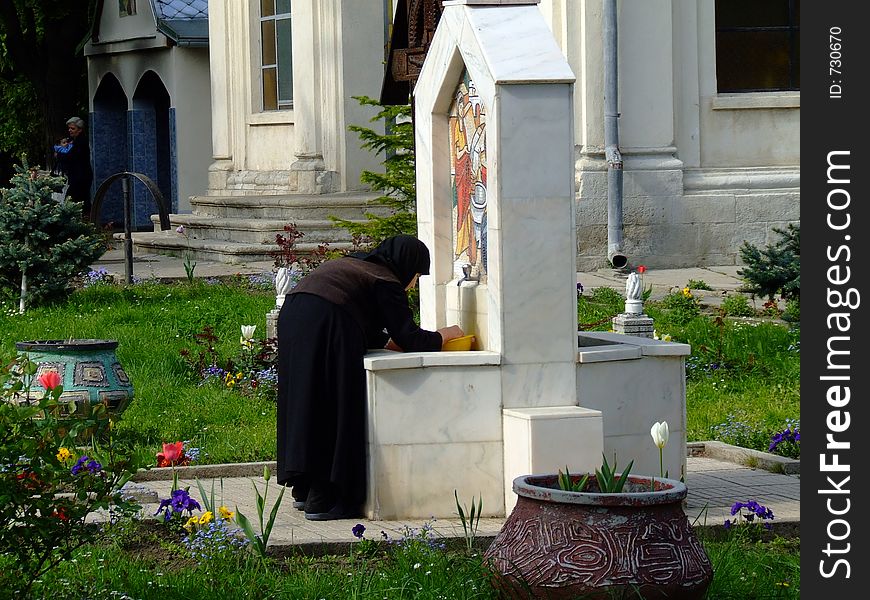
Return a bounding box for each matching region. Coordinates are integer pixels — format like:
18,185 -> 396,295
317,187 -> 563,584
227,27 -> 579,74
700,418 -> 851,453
152,214 -> 362,245
132,190 -> 386,263
126,231 -> 356,264
188,191 -> 385,220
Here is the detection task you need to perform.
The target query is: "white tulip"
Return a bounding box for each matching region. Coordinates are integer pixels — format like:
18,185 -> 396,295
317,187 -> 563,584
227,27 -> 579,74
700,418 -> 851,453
241,325 -> 256,341
650,421 -> 669,449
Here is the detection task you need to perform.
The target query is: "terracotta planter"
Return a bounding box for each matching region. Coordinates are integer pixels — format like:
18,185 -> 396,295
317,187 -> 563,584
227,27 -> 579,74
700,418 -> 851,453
485,474 -> 713,600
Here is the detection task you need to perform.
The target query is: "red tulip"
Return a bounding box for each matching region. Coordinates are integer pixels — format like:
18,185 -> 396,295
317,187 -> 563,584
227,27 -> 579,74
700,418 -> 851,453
38,370 -> 62,390
156,441 -> 187,467
637,265 -> 647,274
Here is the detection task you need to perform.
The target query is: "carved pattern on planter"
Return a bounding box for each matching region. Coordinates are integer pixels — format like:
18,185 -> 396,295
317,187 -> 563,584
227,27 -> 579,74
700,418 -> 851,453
98,391 -> 129,410
112,363 -> 130,385
74,362 -> 108,387
34,362 -> 65,385
486,493 -> 713,600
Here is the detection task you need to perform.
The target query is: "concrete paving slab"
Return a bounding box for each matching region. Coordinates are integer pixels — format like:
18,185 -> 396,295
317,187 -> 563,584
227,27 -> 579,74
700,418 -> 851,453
113,455 -> 798,552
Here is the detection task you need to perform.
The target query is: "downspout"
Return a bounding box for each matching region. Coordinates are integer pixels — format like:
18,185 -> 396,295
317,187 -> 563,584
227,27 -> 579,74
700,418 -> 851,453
603,0 -> 627,269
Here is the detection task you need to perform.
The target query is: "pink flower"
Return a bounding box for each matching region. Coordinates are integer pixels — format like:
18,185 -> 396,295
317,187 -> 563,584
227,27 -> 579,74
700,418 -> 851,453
156,441 -> 188,468
37,370 -> 62,390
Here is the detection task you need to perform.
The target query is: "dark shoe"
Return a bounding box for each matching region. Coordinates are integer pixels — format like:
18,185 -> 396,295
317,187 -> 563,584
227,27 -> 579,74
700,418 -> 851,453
303,500 -> 360,521
303,481 -> 360,520
291,483 -> 309,511
302,481 -> 337,514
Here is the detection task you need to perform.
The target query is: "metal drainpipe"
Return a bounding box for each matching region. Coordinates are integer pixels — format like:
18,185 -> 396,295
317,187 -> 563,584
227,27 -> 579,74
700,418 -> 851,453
603,0 -> 627,269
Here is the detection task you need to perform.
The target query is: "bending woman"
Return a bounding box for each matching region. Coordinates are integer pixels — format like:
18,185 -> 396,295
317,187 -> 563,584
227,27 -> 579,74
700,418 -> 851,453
276,235 -> 464,520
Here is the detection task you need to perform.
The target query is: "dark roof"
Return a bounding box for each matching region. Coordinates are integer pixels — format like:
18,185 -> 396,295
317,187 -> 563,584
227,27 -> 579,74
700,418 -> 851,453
153,0 -> 208,20
152,0 -> 209,47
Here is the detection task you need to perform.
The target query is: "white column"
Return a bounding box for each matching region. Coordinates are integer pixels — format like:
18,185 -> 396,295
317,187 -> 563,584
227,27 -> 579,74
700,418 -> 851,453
291,0 -> 324,169
207,0 -> 231,161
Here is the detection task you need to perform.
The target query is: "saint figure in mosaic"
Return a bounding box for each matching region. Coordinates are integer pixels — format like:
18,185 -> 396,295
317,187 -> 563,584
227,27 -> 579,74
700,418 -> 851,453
449,72 -> 487,276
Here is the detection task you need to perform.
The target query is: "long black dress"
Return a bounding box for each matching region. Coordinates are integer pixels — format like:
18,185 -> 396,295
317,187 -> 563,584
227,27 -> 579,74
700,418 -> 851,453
64,134 -> 93,219
276,254 -> 441,511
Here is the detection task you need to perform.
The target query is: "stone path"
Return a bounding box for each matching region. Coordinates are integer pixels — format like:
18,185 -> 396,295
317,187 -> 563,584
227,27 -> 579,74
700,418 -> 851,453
113,453 -> 799,552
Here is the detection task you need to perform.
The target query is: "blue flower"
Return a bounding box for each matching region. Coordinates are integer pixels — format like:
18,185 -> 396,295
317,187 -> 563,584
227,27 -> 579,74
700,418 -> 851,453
352,523 -> 366,539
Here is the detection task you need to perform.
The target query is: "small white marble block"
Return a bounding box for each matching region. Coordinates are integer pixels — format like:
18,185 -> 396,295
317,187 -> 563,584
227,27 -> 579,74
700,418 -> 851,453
612,313 -> 655,338
502,406 -> 603,513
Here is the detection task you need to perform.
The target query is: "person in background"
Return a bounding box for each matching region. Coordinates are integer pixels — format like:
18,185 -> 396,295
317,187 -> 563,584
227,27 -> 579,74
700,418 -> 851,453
276,235 -> 465,521
60,117 -> 94,220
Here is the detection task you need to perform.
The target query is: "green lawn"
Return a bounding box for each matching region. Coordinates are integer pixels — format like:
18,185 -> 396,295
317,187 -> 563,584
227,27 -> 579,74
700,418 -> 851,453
1,279 -> 278,464
1,278 -> 800,464
5,520 -> 799,600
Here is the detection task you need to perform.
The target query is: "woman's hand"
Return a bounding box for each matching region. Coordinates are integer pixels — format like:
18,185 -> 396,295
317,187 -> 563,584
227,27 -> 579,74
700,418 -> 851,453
384,338 -> 403,352
437,325 -> 465,348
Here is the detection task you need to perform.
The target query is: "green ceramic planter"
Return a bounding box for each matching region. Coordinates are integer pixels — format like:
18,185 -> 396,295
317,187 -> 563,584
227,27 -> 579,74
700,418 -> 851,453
14,339 -> 134,417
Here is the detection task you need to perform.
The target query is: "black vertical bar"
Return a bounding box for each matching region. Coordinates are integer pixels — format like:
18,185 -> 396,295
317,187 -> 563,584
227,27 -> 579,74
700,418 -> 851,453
122,174 -> 133,285
803,1 -> 869,596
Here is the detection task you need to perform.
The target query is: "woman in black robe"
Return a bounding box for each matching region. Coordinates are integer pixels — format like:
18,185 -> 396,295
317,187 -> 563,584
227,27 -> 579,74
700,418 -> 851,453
276,235 -> 464,520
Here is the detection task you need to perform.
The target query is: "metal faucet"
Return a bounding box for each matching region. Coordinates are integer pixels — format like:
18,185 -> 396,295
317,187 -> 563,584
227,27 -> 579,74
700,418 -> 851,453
458,263 -> 479,286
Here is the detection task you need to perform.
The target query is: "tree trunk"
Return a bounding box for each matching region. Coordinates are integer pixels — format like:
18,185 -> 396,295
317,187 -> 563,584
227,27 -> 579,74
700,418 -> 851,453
0,1 -> 94,168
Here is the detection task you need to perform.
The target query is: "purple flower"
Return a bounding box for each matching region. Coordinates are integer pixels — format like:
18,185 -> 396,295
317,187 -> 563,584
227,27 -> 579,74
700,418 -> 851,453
769,425 -> 800,454
71,455 -> 102,476
723,519 -> 732,529
352,523 -> 366,539
155,488 -> 202,522
176,225 -> 185,234
726,499 -> 774,529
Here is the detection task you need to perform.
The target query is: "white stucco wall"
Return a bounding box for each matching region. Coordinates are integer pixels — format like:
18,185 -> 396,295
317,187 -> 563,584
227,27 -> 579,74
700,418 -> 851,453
537,0 -> 799,268
86,47 -> 212,213
206,0 -> 385,195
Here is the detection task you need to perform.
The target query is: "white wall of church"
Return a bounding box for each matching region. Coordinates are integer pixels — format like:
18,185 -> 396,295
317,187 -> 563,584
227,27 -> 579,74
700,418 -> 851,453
538,0 -> 799,268
206,0 -> 385,196
87,47 -> 212,213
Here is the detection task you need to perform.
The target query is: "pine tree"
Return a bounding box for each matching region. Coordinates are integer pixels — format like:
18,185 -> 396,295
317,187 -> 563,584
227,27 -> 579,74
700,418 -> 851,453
0,163 -> 106,309
737,224 -> 800,302
330,96 -> 417,247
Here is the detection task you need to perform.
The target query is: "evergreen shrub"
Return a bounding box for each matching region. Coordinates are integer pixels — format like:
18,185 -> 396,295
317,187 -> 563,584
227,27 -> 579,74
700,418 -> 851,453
738,225 -> 800,303
0,164 -> 106,308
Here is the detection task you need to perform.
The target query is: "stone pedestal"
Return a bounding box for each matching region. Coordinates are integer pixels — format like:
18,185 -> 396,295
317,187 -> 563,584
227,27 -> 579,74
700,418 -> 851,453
266,308 -> 280,341
502,406 -> 603,514
612,312 -> 654,338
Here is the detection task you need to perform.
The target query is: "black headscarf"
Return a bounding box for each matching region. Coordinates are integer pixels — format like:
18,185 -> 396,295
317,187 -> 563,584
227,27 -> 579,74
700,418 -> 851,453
359,235 -> 431,288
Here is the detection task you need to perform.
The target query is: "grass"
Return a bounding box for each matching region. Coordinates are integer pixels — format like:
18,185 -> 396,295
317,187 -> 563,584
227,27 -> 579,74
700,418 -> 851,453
5,520 -> 799,599
1,278 -> 800,463
2,278 -> 800,598
578,285 -> 800,456
0,278 -> 277,464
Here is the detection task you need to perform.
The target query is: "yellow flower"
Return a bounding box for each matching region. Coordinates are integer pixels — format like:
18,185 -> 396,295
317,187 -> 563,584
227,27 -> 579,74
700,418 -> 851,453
219,505 -> 234,520
224,372 -> 233,383
235,372 -> 243,380
199,511 -> 214,525
682,287 -> 692,298
184,516 -> 199,531
56,447 -> 72,462
661,333 -> 672,342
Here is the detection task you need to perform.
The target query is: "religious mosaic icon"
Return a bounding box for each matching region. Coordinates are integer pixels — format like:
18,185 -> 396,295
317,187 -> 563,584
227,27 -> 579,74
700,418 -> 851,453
449,69 -> 488,279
